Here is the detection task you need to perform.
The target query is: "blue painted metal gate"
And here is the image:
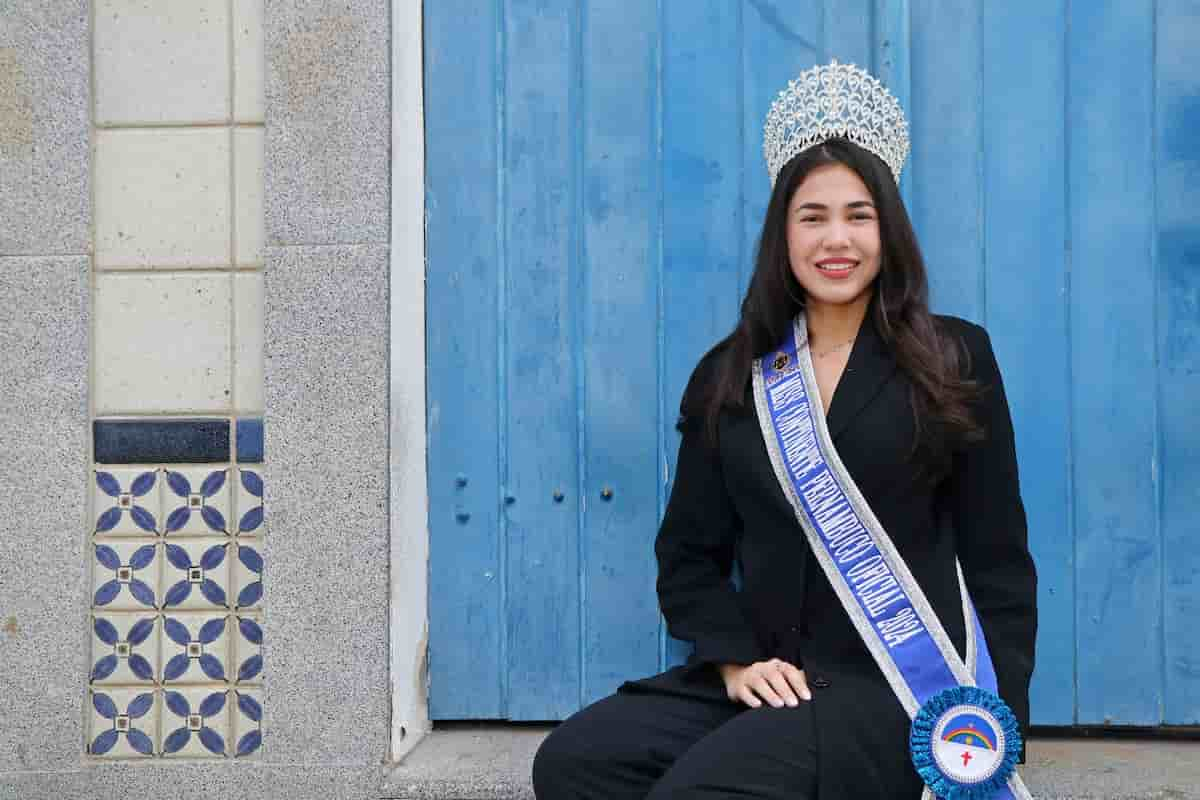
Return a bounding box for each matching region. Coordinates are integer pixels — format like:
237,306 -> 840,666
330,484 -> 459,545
424,0 -> 1200,726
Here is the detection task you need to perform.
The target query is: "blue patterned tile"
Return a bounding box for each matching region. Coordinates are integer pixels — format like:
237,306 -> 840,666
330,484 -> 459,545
88,689 -> 156,758
163,468 -> 231,536
93,469 -> 161,536
233,614 -> 262,685
233,543 -> 263,609
90,613 -> 159,685
92,542 -> 159,611
162,540 -> 231,610
94,419 -> 230,464
235,468 -> 264,536
236,418 -> 264,463
161,688 -> 229,757
161,612 -> 231,683
232,689 -> 262,757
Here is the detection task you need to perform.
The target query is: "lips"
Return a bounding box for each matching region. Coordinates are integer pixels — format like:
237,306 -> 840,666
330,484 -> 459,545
815,260 -> 857,273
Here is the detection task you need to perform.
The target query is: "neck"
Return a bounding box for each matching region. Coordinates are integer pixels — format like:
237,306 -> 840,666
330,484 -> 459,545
804,292 -> 871,348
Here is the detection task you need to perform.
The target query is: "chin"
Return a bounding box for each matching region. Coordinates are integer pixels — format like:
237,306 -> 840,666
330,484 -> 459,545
801,283 -> 874,307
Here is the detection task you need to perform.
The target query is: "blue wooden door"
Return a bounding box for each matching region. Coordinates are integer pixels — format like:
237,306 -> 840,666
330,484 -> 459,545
425,0 -> 1200,726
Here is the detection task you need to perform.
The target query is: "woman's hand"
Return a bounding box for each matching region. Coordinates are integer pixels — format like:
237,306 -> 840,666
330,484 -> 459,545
717,659 -> 811,708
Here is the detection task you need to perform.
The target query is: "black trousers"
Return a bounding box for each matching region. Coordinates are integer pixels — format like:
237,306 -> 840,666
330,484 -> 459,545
532,687 -> 818,799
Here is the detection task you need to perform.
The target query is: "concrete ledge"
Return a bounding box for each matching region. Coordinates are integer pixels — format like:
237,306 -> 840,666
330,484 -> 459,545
0,764 -> 385,800
382,725 -> 1200,800
383,726 -> 547,800
1024,737 -> 1200,799
5,728 -> 1196,799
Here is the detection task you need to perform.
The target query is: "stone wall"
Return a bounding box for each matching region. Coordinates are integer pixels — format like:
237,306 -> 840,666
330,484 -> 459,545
0,1 -> 394,796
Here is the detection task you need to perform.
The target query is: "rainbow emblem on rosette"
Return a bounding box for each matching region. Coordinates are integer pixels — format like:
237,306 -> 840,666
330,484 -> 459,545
941,712 -> 998,751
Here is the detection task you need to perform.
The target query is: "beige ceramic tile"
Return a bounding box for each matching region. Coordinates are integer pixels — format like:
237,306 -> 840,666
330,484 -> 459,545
90,613 -> 160,686
88,688 -> 157,758
232,614 -> 262,685
95,129 -> 231,269
233,0 -> 265,123
92,541 -> 161,612
162,468 -> 232,536
161,687 -> 230,757
95,0 -> 229,124
231,688 -> 262,757
93,468 -> 162,536
162,539 -> 232,613
161,612 -> 232,684
94,274 -> 232,414
234,273 -> 264,412
234,128 -> 265,265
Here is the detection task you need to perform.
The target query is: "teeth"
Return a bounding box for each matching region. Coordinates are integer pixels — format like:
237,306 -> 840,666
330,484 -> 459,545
818,263 -> 854,271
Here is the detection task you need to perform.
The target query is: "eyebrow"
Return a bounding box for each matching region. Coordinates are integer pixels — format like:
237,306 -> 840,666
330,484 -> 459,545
794,200 -> 876,212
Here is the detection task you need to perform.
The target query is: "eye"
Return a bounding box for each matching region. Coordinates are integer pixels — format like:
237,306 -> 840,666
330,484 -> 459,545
850,213 -> 875,221
800,215 -> 821,223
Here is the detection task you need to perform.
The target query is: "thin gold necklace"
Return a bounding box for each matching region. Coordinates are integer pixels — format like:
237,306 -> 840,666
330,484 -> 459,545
811,337 -> 855,359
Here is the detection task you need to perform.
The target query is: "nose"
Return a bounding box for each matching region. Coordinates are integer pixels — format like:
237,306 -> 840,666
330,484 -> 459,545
823,219 -> 852,249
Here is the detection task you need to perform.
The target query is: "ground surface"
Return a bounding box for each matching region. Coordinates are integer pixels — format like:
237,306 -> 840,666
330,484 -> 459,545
382,725 -> 1200,799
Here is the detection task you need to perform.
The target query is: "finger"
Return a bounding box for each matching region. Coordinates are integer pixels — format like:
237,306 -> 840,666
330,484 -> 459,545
752,676 -> 786,708
764,668 -> 800,706
738,686 -> 763,709
782,665 -> 812,701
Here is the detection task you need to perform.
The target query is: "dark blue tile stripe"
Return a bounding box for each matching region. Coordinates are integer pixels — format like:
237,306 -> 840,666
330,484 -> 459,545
94,420 -> 230,464
236,418 -> 264,463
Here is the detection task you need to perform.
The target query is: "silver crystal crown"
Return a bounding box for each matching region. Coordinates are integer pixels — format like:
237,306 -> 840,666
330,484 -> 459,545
763,59 -> 910,186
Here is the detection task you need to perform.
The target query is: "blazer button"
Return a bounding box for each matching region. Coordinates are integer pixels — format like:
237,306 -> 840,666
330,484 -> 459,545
811,677 -> 831,689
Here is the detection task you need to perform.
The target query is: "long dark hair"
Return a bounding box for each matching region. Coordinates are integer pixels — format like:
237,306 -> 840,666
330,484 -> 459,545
683,138 -> 983,482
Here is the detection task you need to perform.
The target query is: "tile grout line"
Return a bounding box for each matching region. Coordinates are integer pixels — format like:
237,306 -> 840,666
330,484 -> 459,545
94,410 -> 250,418
227,0 -> 242,755
227,0 -> 238,757
93,121 -> 256,130
92,265 -> 266,275
229,0 -> 240,477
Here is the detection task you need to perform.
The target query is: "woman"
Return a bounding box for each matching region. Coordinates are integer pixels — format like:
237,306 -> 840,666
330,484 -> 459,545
532,61 -> 1037,799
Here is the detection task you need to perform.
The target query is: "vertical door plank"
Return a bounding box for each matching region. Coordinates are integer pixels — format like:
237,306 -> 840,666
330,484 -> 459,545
823,0 -> 873,66
502,0 -> 581,720
1156,0 -> 1200,725
873,0 -> 912,207
424,0 -> 503,719
982,0 -> 1074,725
872,0 -> 910,97
661,0 -> 744,670
909,0 -> 984,320
579,0 -> 663,705
741,0 -> 822,293
1070,0 -> 1161,725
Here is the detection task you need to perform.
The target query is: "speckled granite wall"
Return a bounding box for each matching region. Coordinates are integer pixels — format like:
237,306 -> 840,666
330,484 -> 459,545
0,0 -> 393,795
262,0 -> 391,766
0,256 -> 90,774
0,0 -> 91,777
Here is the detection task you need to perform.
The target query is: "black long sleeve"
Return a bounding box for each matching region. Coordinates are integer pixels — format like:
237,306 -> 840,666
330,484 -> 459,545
655,421 -> 766,670
947,322 -> 1039,752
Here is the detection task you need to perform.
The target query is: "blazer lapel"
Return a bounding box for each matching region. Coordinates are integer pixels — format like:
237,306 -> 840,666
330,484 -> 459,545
824,311 -> 898,442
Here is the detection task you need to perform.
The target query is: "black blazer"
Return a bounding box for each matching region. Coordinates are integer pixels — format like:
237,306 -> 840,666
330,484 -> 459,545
619,312 -> 1038,799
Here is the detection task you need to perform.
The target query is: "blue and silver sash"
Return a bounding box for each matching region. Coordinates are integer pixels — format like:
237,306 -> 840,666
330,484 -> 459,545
751,316 -> 1030,800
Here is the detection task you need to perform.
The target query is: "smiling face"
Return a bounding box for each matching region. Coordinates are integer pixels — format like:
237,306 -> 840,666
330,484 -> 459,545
786,162 -> 882,312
